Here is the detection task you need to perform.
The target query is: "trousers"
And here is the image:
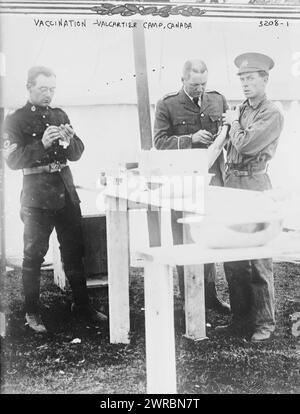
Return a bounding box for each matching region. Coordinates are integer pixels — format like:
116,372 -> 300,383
223,172 -> 275,331
20,191 -> 88,313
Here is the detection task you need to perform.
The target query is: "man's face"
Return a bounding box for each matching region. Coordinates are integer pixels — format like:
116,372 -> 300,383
183,71 -> 208,98
28,74 -> 56,107
239,72 -> 268,100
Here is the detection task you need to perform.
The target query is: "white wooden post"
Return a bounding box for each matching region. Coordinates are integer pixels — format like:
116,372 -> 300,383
183,213 -> 207,340
106,196 -> 130,344
144,261 -> 177,394
0,107 -> 6,274
183,264 -> 206,340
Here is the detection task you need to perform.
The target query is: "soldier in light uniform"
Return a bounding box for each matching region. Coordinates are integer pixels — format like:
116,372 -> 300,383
154,59 -> 231,314
3,66 -> 107,333
218,53 -> 284,342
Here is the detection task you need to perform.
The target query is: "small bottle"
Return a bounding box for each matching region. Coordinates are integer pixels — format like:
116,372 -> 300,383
99,172 -> 107,187
96,172 -> 107,191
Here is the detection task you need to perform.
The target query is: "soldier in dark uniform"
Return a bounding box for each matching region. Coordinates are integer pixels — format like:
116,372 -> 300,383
154,59 -> 230,314
3,66 -> 107,333
218,53 -> 284,342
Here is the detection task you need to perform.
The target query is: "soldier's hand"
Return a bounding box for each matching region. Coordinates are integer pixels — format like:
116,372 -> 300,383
222,107 -> 240,126
42,126 -> 60,149
191,130 -> 214,146
58,124 -> 74,145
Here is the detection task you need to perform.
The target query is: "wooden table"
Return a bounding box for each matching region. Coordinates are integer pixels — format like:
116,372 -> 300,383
104,175 -> 207,345
104,178 -> 300,393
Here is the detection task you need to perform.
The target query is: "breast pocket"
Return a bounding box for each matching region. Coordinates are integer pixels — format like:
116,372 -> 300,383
24,124 -> 44,141
202,113 -> 222,136
173,118 -> 198,135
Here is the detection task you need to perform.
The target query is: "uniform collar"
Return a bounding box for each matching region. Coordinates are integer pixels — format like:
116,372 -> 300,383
244,93 -> 267,109
183,87 -> 193,102
183,87 -> 202,105
180,88 -> 208,114
26,101 -> 50,113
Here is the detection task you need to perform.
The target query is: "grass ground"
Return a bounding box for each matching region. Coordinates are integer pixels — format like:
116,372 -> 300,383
0,262 -> 299,394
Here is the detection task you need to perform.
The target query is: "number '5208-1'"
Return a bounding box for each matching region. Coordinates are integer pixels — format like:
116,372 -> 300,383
259,20 -> 290,27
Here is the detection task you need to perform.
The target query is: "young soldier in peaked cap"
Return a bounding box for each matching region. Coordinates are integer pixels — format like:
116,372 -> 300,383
217,53 -> 284,342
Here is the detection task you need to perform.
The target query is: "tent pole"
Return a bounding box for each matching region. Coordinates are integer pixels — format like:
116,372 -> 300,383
132,20 -> 153,150
132,21 -> 161,246
0,107 -> 6,274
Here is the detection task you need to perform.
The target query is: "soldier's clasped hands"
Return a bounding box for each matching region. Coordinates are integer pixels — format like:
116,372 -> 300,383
58,124 -> 74,145
42,124 -> 74,149
42,126 -> 61,149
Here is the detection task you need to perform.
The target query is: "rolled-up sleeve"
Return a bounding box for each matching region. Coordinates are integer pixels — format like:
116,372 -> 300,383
230,107 -> 284,156
153,99 -> 192,150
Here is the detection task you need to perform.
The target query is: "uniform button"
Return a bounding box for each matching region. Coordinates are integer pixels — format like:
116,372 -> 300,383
201,113 -> 204,117
31,106 -> 36,112
42,115 -> 46,119
32,133 -> 36,137
46,123 -> 50,127
182,121 -> 186,124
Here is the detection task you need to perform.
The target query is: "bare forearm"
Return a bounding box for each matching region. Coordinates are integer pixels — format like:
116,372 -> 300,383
207,125 -> 229,168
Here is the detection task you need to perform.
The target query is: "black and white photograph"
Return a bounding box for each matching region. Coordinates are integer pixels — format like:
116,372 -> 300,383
0,1 -> 300,396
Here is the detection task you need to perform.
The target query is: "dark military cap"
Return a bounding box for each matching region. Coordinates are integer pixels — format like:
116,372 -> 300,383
234,52 -> 275,75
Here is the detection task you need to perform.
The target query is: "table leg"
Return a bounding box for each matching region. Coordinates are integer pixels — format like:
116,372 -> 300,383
106,196 -> 130,344
184,264 -> 207,340
144,261 -> 177,394
183,215 -> 206,340
147,208 -> 161,247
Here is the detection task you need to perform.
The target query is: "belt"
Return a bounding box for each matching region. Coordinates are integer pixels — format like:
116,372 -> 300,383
226,168 -> 267,177
225,163 -> 268,177
23,161 -> 67,175
228,169 -> 266,177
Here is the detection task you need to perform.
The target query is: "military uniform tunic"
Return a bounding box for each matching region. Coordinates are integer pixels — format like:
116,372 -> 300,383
226,94 -> 284,176
4,101 -> 84,209
154,87 -> 229,186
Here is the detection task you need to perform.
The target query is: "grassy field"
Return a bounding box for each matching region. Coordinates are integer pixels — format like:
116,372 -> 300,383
1,262 -> 299,394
